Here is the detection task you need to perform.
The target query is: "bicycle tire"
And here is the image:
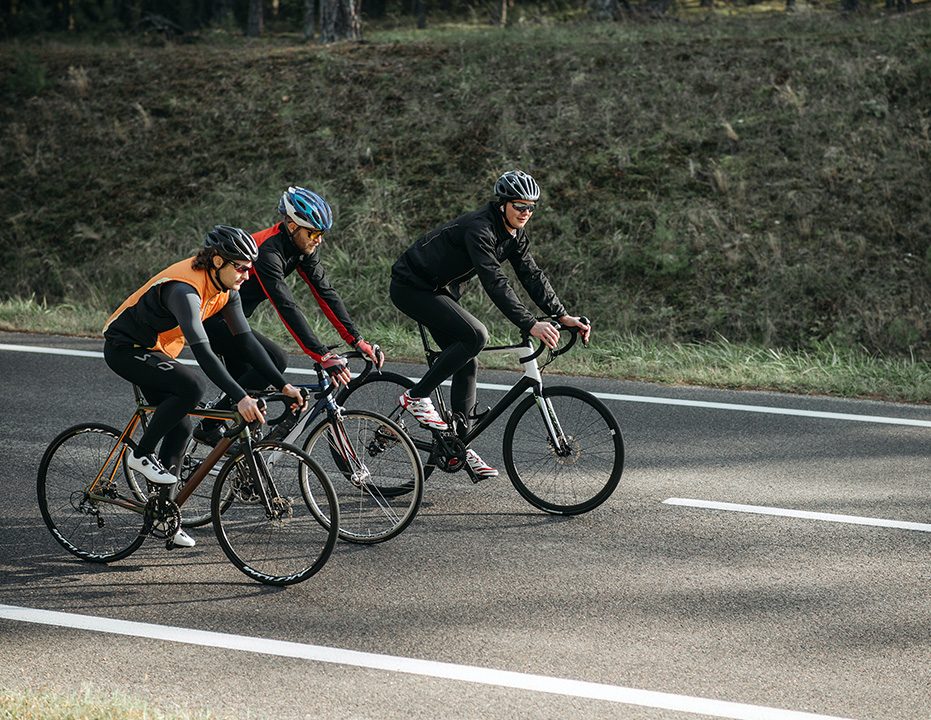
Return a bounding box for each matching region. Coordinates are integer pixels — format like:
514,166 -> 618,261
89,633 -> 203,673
503,386 -> 624,515
337,372 -> 436,479
211,441 -> 338,586
38,423 -> 147,563
301,410 -> 424,544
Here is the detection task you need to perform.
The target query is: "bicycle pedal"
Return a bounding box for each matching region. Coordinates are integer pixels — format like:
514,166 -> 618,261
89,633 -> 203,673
463,464 -> 484,484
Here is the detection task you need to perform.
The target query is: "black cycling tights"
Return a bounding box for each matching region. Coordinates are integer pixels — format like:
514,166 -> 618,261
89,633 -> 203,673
390,280 -> 488,426
201,317 -> 287,416
104,343 -> 206,471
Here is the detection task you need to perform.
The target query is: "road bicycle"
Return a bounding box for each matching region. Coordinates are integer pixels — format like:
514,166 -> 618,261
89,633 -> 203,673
179,350 -> 424,544
337,318 -> 624,515
37,393 -> 339,586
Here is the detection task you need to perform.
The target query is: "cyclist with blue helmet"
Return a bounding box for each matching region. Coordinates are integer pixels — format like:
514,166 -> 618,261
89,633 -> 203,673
391,170 -> 590,480
195,187 -> 384,445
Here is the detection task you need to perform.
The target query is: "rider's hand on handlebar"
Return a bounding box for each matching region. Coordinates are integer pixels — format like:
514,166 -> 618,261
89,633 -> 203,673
280,383 -> 306,411
353,338 -> 385,369
321,352 -> 352,386
530,320 -> 561,350
237,395 -> 267,424
558,315 -> 592,345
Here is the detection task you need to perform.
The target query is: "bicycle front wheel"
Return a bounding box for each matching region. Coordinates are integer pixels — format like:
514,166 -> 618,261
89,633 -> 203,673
212,441 -> 338,586
37,424 -> 147,563
301,410 -> 424,544
503,386 -> 624,515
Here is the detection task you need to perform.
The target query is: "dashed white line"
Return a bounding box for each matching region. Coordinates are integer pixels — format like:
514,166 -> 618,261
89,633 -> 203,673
0,604 -> 853,720
2,343 -> 928,428
664,498 -> 931,533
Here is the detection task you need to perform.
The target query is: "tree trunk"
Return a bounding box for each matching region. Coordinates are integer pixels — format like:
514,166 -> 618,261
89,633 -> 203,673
589,0 -> 620,19
303,0 -> 315,39
415,0 -> 426,28
247,0 -> 263,36
212,0 -> 233,26
320,0 -> 361,42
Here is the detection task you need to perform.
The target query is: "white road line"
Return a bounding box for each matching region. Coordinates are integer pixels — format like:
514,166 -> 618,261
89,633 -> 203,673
2,343 -> 929,428
664,498 -> 931,533
0,604 -> 852,720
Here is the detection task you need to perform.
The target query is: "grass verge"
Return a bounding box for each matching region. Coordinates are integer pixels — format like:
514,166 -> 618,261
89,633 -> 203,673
0,687 -> 213,720
2,298 -> 927,404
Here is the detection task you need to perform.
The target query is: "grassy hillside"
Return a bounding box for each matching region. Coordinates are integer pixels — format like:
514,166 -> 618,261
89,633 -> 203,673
0,12 -> 929,395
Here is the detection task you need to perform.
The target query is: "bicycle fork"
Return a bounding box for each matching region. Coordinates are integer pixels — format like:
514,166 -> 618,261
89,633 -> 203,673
534,394 -> 571,455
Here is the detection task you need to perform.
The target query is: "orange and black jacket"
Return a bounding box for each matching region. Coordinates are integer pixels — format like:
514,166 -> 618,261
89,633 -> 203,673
239,223 -> 361,362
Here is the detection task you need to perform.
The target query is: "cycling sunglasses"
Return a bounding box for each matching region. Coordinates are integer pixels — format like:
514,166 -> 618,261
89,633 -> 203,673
511,202 -> 537,213
226,260 -> 252,273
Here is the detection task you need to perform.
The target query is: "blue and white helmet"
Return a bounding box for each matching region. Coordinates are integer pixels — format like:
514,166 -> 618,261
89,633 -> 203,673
278,186 -> 333,232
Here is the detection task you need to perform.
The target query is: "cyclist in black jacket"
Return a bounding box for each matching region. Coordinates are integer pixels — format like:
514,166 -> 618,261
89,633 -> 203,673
196,187 -> 384,444
391,170 -> 590,479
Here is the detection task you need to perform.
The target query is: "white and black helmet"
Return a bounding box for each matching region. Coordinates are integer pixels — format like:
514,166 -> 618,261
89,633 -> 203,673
204,225 -> 259,263
494,170 -> 540,202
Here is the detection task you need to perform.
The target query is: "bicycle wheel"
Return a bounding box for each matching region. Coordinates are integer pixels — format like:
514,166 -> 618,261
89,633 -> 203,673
503,386 -> 624,515
38,424 -> 147,563
301,410 -> 424,544
337,372 -> 436,478
212,441 -> 338,586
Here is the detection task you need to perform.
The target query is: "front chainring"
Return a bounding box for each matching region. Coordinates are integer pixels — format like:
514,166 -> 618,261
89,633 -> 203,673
432,433 -> 467,473
143,495 -> 182,539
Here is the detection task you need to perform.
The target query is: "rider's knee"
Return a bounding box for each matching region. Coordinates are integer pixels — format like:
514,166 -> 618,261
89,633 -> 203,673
467,323 -> 489,355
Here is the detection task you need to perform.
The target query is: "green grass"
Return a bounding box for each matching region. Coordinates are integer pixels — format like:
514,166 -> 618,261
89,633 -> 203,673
3,296 -> 927,402
1,11 -> 929,401
0,687 -> 214,720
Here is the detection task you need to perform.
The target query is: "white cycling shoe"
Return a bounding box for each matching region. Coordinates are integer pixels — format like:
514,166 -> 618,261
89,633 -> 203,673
126,452 -> 177,485
169,529 -> 196,548
399,391 -> 449,431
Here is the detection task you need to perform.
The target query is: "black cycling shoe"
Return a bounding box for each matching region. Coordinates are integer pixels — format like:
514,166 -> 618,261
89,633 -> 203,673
192,424 -> 225,447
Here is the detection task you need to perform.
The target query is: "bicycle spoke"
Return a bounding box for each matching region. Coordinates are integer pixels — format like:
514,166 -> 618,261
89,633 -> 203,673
38,424 -> 147,563
301,410 -> 423,544
212,441 -> 337,586
504,387 -> 624,515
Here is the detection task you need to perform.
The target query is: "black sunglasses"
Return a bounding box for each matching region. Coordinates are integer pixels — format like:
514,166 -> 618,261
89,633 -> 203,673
511,202 -> 536,213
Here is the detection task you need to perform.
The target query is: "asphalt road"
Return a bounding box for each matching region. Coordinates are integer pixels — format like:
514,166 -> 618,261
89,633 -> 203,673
0,331 -> 928,720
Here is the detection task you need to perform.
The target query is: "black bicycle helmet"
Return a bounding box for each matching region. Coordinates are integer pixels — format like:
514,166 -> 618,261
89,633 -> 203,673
494,170 -> 541,202
204,225 -> 259,263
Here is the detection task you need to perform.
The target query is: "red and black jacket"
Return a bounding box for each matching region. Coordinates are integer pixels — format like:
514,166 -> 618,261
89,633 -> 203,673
238,223 -> 360,361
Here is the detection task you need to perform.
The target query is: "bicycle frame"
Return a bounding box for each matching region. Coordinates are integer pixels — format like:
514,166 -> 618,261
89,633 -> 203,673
418,328 -> 572,453
88,390 -> 255,515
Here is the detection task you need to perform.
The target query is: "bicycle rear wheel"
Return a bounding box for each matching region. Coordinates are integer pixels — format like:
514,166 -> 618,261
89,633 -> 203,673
212,441 -> 338,586
301,410 -> 424,544
38,424 -> 147,563
503,386 -> 624,515
337,372 -> 436,478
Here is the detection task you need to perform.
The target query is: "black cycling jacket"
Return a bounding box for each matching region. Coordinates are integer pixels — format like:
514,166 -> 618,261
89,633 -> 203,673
239,223 -> 361,361
391,202 -> 567,332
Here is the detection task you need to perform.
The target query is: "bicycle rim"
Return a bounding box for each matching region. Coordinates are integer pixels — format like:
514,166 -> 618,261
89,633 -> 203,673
503,386 -> 624,515
212,441 -> 338,586
302,411 -> 424,544
38,424 -> 147,562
